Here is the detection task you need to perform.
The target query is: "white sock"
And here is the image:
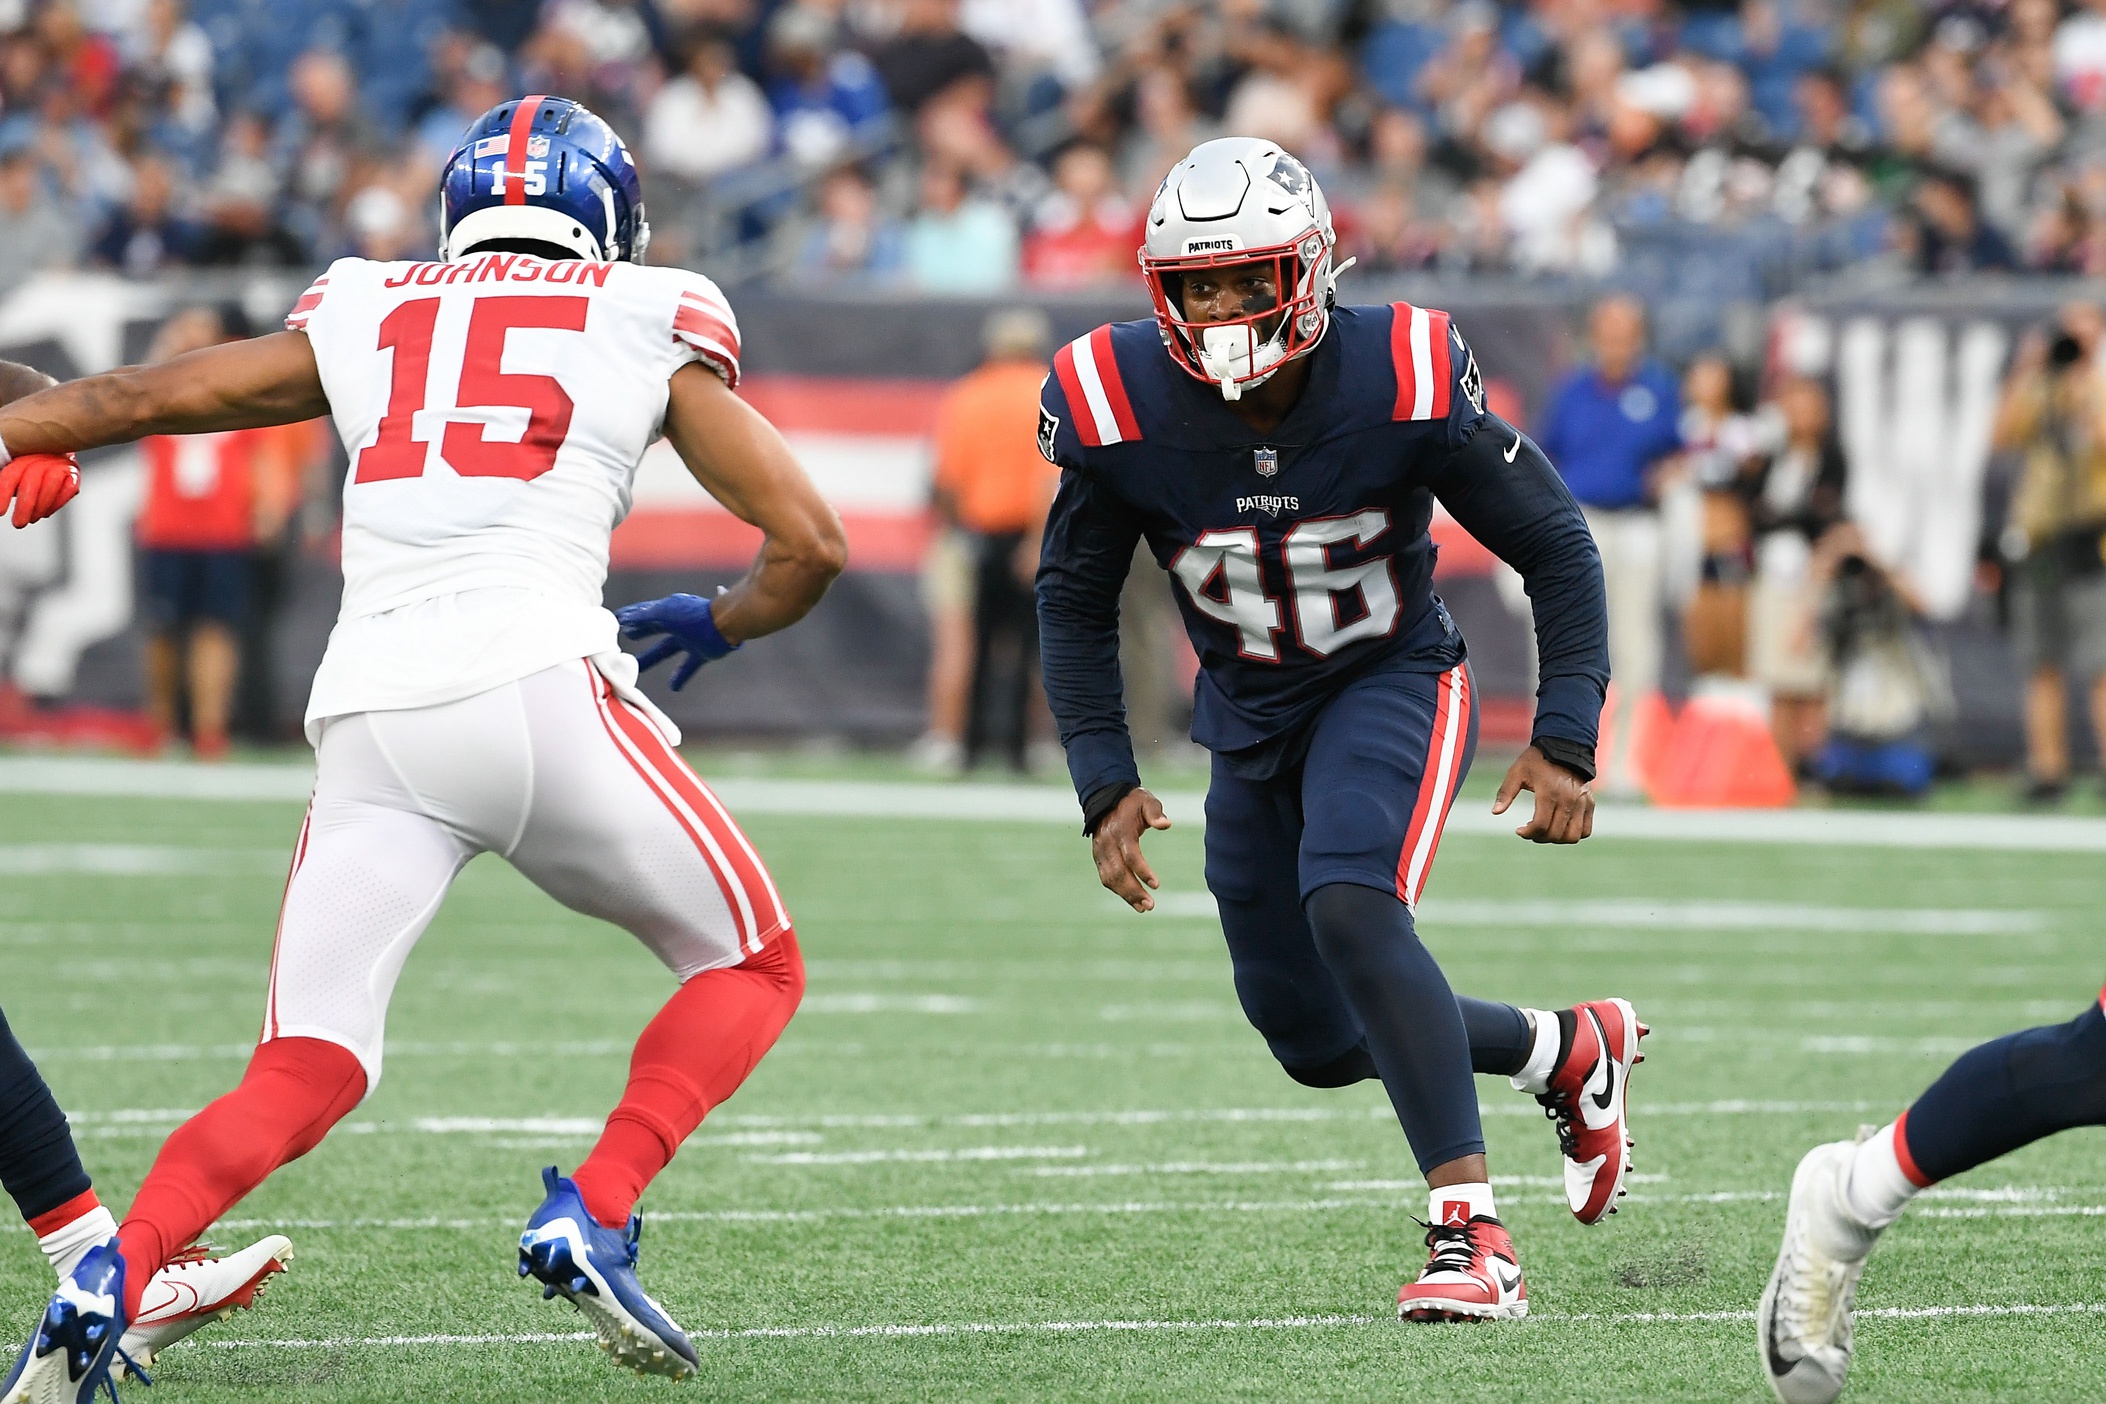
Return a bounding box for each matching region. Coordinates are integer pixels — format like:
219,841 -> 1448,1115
1844,1122 -> 1922,1231
1429,1181 -> 1497,1227
1509,1009 -> 1560,1095
38,1203 -> 117,1282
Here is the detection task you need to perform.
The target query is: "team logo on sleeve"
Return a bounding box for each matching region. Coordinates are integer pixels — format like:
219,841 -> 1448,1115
1456,335 -> 1486,416
1037,406 -> 1060,464
1253,447 -> 1279,478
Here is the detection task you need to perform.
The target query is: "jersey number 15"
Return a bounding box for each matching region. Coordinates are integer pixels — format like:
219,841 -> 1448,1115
354,295 -> 587,484
1171,511 -> 1401,661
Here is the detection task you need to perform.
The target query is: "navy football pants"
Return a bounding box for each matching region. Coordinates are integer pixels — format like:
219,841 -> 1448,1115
0,1002 -> 93,1222
1204,666 -> 1532,1173
1900,986 -> 2106,1184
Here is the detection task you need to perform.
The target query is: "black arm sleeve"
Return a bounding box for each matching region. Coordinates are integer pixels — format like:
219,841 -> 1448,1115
1425,414 -> 1609,758
1035,466 -> 1146,810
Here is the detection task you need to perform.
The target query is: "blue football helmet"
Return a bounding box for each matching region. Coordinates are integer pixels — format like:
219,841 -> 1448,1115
438,94 -> 650,264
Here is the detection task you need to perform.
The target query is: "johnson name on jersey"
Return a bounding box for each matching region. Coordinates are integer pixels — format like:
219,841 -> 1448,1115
1036,301 -> 1607,800
286,251 -> 740,740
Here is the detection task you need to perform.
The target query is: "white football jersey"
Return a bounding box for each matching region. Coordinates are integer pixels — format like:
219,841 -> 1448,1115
288,250 -> 739,743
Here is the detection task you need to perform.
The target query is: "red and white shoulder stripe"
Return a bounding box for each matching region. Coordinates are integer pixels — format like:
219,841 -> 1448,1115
672,276 -> 742,388
1052,325 -> 1141,447
1390,302 -> 1453,422
283,276 -> 329,332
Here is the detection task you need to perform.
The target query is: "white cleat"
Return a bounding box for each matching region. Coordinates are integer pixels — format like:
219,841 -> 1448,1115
1758,1141 -> 1882,1404
114,1236 -> 293,1380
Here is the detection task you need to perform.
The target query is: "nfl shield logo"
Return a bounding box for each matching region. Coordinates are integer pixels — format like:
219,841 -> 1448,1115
526,134 -> 551,159
1254,447 -> 1279,478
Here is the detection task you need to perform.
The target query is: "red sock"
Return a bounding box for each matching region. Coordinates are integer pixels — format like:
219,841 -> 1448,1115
26,1188 -> 102,1238
116,1037 -> 364,1316
572,932 -> 805,1228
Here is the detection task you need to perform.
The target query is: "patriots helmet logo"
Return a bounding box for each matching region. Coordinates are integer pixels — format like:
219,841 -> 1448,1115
1037,406 -> 1060,465
1254,447 -> 1279,478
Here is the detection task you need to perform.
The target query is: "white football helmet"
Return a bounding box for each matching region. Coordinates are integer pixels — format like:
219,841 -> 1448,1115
1140,137 -> 1351,400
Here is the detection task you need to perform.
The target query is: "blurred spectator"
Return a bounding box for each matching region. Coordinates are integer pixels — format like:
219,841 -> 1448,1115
766,4 -> 889,171
2057,0 -> 2106,112
1115,65 -> 1218,200
414,41 -> 510,169
344,180 -> 421,261
272,48 -> 381,254
788,163 -> 905,284
1810,540 -> 1944,797
1537,296 -> 1684,795
125,0 -> 215,146
0,137 -> 78,295
959,0 -> 1099,105
904,160 -> 1016,293
930,306 -> 1055,772
198,110 -> 299,264
1903,167 -> 2018,276
871,0 -> 995,117
1742,375 -> 1850,771
1992,315 -> 2106,803
1678,354 -> 1760,678
89,153 -> 205,272
645,31 -> 773,184
1021,143 -> 1135,288
134,305 -> 297,758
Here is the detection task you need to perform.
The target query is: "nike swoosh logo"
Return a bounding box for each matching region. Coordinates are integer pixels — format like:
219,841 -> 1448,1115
1587,1009 -> 1617,1113
1504,434 -> 1521,462
1494,1265 -> 1523,1295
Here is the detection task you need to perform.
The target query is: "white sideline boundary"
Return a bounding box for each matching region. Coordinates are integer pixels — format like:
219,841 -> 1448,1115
9,758 -> 2106,851
144,1300 -> 2106,1354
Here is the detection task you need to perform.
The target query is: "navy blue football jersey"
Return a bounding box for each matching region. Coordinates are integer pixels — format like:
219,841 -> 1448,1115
1035,303 -> 1609,806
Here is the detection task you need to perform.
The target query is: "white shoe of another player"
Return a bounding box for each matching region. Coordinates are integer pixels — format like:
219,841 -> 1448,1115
113,1236 -> 293,1380
1758,1141 -> 1883,1404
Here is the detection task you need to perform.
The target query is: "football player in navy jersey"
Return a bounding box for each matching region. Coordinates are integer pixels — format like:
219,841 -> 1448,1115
1036,138 -> 1641,1322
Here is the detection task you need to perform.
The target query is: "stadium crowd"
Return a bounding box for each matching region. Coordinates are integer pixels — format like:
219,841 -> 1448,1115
6,0 -> 2106,290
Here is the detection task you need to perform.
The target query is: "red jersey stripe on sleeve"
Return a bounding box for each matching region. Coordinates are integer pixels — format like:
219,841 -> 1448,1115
1427,308 -> 1453,420
283,278 -> 328,331
1052,340 -> 1097,446
1389,302 -> 1416,420
1087,325 -> 1141,442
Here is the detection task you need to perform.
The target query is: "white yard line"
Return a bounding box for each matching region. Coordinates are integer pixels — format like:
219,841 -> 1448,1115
1144,893 -> 2049,934
0,845 -> 284,874
149,1300 -> 2106,1354
10,759 -> 2106,852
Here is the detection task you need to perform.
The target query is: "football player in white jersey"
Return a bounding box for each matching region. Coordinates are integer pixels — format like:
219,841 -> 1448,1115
0,97 -> 845,1401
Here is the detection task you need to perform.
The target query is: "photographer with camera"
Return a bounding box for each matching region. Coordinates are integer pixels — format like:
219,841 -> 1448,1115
1992,306 -> 2106,803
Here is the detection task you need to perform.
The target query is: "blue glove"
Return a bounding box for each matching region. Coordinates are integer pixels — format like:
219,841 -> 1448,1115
616,592 -> 739,691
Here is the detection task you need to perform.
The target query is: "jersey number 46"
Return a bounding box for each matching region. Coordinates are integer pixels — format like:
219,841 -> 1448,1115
1170,510 -> 1400,661
354,295 -> 588,484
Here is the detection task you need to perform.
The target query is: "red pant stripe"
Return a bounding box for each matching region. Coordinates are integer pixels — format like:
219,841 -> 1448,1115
1395,666 -> 1472,907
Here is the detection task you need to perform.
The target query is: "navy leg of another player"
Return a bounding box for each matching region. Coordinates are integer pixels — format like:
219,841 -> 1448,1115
1206,667 -> 1645,1322
0,1007 -> 295,1403
1760,986 -> 2106,1403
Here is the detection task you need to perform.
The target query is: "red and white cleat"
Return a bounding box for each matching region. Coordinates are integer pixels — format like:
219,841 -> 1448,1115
1397,1216 -> 1528,1322
1540,998 -> 1647,1225
115,1235 -> 293,1378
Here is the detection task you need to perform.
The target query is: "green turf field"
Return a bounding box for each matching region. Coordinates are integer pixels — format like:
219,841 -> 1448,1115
3,761 -> 2104,1401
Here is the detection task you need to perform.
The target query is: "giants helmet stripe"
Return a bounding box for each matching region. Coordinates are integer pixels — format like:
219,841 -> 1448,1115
503,94 -> 545,206
1391,303 -> 1453,422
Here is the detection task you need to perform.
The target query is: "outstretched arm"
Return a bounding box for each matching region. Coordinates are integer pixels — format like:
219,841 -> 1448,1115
1427,413 -> 1609,843
616,362 -> 848,688
0,332 -> 329,456
1035,466 -> 1166,908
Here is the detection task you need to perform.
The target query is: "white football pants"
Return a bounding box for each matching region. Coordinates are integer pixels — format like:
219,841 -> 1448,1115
261,658 -> 789,1090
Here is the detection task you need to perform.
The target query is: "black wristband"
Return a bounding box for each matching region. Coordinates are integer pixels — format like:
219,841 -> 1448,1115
1081,781 -> 1140,836
1531,735 -> 1596,783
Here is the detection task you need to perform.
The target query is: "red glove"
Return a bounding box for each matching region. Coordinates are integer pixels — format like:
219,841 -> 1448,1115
0,452 -> 81,528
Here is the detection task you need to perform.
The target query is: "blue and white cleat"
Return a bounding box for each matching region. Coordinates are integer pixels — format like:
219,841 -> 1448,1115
518,1166 -> 698,1380
2,1239 -> 138,1404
